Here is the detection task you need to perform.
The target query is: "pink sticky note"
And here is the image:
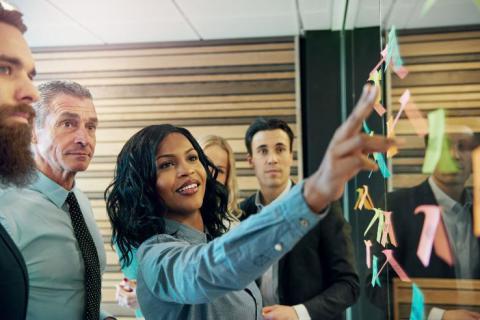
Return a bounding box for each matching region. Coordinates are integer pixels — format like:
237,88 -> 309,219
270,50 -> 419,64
404,102 -> 428,137
392,89 -> 411,130
394,65 -> 409,79
369,47 -> 388,76
381,211 -> 398,247
365,240 -> 373,269
383,249 -> 411,282
415,205 -> 441,267
433,217 -> 455,266
373,103 -> 386,117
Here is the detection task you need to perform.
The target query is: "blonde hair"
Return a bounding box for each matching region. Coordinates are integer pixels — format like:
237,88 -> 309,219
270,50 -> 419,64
199,135 -> 243,219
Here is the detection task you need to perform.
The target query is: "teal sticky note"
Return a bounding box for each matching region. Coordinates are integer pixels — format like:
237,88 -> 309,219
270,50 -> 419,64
409,283 -> 425,320
371,255 -> 382,287
374,152 -> 391,178
385,26 -> 404,71
363,121 -> 372,134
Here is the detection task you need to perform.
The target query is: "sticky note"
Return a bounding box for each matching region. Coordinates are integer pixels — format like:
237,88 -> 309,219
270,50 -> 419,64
381,249 -> 411,282
371,255 -> 382,287
381,211 -> 398,247
364,208 -> 385,244
373,152 -> 391,178
422,109 -> 458,174
404,102 -> 428,137
475,0 -> 480,8
433,216 -> 455,266
387,116 -> 399,158
421,0 -> 437,16
373,103 -> 386,117
415,205 -> 442,267
354,185 -> 375,210
474,146 -> 480,237
365,240 -> 373,269
385,26 -> 404,72
410,283 -> 425,320
392,89 -> 411,130
394,65 -> 409,79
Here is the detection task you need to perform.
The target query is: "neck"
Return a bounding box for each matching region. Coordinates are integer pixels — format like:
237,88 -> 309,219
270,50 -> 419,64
166,210 -> 204,232
432,176 -> 464,203
35,157 -> 75,190
260,181 -> 289,206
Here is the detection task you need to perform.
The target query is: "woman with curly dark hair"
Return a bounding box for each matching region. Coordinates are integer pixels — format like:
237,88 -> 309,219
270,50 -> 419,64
105,86 -> 394,320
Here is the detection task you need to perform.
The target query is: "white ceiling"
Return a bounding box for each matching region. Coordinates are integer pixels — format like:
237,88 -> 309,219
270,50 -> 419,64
9,0 -> 480,47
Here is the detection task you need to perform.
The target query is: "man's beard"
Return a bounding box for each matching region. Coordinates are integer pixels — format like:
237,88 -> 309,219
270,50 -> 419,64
0,103 -> 36,187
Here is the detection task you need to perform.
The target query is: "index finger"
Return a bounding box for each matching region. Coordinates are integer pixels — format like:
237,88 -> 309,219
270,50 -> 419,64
334,85 -> 378,142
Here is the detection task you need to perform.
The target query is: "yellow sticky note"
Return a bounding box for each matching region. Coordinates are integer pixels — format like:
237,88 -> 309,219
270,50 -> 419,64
387,116 -> 398,158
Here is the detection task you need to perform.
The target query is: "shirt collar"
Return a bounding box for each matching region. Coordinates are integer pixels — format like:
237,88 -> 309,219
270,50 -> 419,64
254,179 -> 293,212
428,176 -> 471,213
28,171 -> 74,208
164,218 -> 207,245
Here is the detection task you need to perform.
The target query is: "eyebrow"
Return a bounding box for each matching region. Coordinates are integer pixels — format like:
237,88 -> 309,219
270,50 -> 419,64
0,54 -> 37,79
156,147 -> 195,160
58,112 -> 98,124
255,142 -> 288,150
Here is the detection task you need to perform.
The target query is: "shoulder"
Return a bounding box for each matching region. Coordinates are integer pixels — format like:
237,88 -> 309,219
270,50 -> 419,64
239,193 -> 257,217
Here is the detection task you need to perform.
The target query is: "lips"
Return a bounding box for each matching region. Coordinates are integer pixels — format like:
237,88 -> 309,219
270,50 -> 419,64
176,180 -> 200,195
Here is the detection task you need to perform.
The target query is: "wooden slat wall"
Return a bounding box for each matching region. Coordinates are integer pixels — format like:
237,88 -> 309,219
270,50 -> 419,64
32,38 -> 298,318
390,29 -> 480,189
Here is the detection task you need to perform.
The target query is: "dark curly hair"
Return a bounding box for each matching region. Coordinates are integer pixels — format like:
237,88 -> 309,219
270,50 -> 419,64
105,124 -> 229,268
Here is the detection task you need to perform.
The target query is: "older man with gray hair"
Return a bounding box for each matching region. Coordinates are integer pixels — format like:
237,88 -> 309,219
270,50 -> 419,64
0,80 -> 115,320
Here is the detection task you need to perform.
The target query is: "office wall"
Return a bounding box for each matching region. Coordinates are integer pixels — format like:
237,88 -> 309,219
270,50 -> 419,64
32,38 -> 298,314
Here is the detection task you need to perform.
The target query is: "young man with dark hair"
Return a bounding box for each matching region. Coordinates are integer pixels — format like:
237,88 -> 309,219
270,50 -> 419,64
241,117 -> 360,320
0,1 -> 39,319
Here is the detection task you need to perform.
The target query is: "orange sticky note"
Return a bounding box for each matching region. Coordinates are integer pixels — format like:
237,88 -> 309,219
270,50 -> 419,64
387,116 -> 399,158
474,146 -> 480,237
381,211 -> 398,247
354,185 -> 375,210
434,216 -> 455,266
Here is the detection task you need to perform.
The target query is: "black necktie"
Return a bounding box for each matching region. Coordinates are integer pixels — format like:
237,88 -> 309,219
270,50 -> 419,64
66,192 -> 101,320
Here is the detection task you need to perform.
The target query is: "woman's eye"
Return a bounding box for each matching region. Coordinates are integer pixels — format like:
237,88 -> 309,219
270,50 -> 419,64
0,66 -> 12,75
158,161 -> 174,169
189,155 -> 198,161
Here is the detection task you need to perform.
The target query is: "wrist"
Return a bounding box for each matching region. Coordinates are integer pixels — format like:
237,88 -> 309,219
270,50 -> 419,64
303,176 -> 329,213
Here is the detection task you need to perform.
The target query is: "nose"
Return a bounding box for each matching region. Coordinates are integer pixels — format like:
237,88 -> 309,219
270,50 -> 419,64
73,127 -> 89,147
15,76 -> 39,104
267,152 -> 278,164
177,160 -> 195,177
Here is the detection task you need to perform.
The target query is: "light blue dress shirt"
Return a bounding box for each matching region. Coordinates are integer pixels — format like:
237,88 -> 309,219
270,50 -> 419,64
136,181 -> 325,320
0,171 -> 109,320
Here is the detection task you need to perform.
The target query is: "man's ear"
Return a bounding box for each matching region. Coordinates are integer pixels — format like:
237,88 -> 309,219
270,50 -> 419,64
247,154 -> 253,167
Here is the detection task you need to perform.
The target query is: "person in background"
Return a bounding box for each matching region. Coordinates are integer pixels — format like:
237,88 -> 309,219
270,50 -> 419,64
105,85 -> 392,319
367,128 -> 480,320
240,117 -> 360,320
114,134 -> 242,318
0,80 -> 115,320
0,2 -> 39,319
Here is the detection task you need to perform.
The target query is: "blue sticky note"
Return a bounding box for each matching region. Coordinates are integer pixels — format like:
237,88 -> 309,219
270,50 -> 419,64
374,152 -> 391,178
409,283 -> 425,320
371,255 -> 382,287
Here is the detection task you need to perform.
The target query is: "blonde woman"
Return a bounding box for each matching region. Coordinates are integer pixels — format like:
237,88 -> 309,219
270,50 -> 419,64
199,135 -> 243,221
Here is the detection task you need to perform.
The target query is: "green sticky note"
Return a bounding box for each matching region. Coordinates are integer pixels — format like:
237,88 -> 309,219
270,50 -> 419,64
436,137 -> 459,173
422,110 -> 444,173
421,0 -> 437,16
422,109 -> 458,173
371,255 -> 382,287
475,0 -> 480,10
409,283 -> 425,320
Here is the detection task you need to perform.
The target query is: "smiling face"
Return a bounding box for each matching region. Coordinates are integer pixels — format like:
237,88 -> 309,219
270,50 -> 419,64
204,144 -> 229,186
248,129 -> 293,191
32,94 -> 97,186
155,133 -> 207,219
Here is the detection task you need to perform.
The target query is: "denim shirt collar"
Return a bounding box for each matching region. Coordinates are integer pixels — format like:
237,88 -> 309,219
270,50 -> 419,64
164,218 -> 207,245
